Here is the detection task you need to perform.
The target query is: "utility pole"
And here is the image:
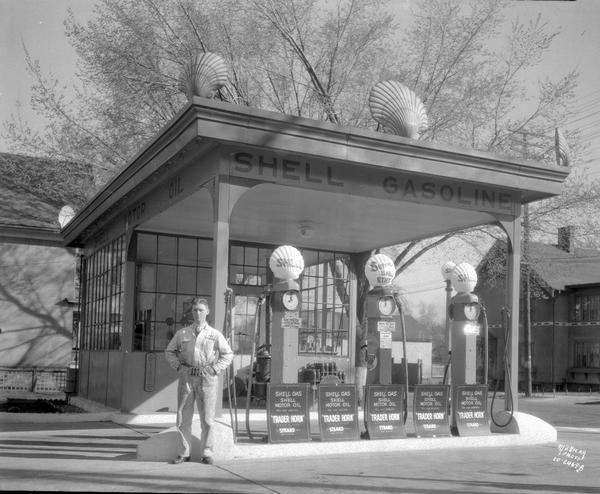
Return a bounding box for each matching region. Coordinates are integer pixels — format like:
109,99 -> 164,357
520,130 -> 533,398
523,201 -> 533,398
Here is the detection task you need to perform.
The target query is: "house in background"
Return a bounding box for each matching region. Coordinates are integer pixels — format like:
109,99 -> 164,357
391,314 -> 433,385
0,153 -> 82,392
478,226 -> 600,391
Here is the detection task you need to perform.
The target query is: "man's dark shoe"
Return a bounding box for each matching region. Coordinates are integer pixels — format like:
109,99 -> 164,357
201,456 -> 214,465
172,456 -> 190,464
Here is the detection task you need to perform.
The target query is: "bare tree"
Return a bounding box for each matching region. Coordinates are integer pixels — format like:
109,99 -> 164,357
3,0 -> 394,180
2,0 -> 594,377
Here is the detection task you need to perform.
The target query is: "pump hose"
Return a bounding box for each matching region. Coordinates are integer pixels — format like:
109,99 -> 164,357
481,306 -> 489,386
246,293 -> 266,441
230,291 -> 239,436
443,351 -> 451,386
223,288 -> 238,442
490,307 -> 514,428
394,293 -> 410,425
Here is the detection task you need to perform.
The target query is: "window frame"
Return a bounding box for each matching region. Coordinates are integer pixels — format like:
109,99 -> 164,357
132,232 -> 213,352
80,235 -> 126,352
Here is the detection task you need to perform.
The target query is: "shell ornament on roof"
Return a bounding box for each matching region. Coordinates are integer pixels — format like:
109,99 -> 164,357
368,81 -> 428,139
555,128 -> 571,167
180,52 -> 228,99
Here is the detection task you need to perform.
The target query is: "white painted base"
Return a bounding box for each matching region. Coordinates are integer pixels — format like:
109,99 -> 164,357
490,411 -> 557,442
136,418 -> 240,462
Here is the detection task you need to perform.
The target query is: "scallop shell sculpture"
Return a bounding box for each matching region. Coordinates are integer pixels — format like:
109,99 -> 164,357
364,253 -> 396,288
450,262 -> 478,294
369,81 -> 428,139
180,52 -> 228,99
441,261 -> 457,281
269,245 -> 305,281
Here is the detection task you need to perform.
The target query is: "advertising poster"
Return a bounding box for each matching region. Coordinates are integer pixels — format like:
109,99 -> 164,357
365,384 -> 406,439
413,384 -> 451,438
453,385 -> 491,436
267,383 -> 311,443
318,384 -> 359,441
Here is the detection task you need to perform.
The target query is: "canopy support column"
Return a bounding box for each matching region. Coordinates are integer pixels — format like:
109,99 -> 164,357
499,217 -> 522,413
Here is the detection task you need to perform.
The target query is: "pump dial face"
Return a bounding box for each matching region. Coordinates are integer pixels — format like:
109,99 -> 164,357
377,296 -> 395,316
282,291 -> 299,311
463,303 -> 480,321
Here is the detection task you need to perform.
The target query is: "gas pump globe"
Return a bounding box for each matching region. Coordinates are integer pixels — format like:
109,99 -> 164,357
268,245 -> 304,383
364,253 -> 397,385
447,262 -> 481,386
269,244 -> 304,289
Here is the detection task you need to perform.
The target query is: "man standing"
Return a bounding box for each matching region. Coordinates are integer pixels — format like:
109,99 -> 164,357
165,297 -> 233,465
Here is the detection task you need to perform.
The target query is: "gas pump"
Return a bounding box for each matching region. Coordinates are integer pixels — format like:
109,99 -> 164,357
445,261 -> 516,432
363,253 -> 410,424
447,262 -> 482,386
366,285 -> 396,384
268,245 -> 304,384
364,254 -> 400,385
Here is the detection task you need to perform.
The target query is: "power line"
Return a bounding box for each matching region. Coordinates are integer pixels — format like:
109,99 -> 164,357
564,111 -> 600,127
573,88 -> 600,101
571,105 -> 600,115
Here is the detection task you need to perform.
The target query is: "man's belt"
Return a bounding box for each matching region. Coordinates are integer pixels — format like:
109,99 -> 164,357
181,363 -> 211,376
189,366 -> 203,376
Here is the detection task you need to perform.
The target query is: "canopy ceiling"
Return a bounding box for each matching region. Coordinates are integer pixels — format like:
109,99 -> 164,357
140,183 -> 496,253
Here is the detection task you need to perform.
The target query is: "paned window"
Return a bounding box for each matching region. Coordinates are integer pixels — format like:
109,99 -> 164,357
574,341 -> 600,368
298,251 -> 350,357
573,294 -> 600,322
133,232 -> 212,351
229,242 -> 351,357
80,236 -> 126,351
229,244 -> 271,286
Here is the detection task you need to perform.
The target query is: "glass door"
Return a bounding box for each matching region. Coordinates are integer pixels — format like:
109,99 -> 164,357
229,286 -> 269,391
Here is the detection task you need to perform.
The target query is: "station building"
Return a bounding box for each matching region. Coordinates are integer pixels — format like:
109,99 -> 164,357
59,97 -> 570,414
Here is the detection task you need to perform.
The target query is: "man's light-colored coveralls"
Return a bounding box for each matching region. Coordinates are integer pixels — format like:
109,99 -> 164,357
165,323 -> 233,460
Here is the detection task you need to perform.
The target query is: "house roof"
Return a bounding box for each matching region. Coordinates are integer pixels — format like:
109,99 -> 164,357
0,153 -> 84,246
0,176 -> 57,229
529,242 -> 600,290
479,238 -> 600,292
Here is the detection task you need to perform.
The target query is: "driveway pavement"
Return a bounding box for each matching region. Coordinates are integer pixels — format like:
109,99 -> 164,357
507,392 -> 600,429
0,392 -> 598,493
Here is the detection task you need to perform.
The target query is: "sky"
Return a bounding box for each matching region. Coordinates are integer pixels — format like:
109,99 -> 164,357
0,0 -> 96,133
2,1 -> 599,165
1,0 -> 600,319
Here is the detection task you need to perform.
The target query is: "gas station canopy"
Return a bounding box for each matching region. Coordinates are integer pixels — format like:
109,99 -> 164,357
62,98 -> 569,252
